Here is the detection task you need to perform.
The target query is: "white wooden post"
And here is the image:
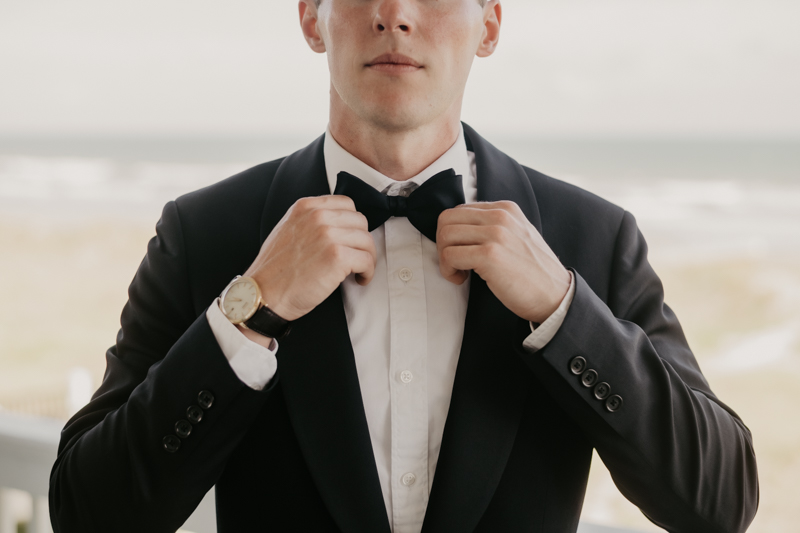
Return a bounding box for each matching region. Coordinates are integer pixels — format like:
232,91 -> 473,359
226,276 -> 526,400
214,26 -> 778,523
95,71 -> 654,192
29,496 -> 53,533
0,488 -> 16,533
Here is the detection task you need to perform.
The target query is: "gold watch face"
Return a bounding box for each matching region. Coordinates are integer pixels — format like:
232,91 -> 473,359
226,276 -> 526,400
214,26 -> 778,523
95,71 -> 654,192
222,277 -> 261,324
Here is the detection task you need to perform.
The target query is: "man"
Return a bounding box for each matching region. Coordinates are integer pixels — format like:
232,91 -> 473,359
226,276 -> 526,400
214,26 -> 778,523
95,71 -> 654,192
49,0 -> 759,532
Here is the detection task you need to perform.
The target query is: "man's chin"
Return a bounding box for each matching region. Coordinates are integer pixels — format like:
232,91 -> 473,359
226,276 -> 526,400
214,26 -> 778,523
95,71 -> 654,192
335,83 -> 449,133
358,98 -> 441,132
362,110 -> 431,133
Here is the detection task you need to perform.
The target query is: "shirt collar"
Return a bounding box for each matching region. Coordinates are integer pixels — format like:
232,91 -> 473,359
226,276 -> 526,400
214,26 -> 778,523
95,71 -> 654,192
324,125 -> 472,197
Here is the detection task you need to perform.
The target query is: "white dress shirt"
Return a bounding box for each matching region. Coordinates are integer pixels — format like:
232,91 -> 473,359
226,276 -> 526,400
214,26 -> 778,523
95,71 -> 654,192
206,127 -> 576,533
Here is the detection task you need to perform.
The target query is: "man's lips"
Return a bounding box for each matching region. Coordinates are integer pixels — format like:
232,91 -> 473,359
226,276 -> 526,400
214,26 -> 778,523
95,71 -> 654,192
366,53 -> 423,73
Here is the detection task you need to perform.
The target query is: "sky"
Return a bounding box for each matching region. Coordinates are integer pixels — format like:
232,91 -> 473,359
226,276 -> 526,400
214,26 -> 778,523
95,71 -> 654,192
1,0 -> 799,138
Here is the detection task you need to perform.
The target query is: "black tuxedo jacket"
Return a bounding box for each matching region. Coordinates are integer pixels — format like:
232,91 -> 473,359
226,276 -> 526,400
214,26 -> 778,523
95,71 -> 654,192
50,124 -> 758,533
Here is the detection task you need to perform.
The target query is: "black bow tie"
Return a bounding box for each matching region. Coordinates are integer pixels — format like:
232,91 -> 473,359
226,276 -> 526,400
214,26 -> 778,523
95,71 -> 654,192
333,168 -> 465,242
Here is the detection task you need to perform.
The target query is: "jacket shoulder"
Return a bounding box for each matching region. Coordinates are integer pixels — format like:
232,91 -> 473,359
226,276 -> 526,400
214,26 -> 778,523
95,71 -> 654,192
522,165 -> 625,231
165,157 -> 285,311
521,165 -> 630,301
173,157 -> 285,228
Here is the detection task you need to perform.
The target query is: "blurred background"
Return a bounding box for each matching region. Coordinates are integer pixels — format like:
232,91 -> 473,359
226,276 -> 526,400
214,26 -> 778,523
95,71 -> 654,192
1,0 -> 798,531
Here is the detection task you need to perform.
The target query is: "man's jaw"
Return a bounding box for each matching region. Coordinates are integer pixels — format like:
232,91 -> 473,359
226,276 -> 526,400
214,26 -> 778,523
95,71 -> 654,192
365,53 -> 424,74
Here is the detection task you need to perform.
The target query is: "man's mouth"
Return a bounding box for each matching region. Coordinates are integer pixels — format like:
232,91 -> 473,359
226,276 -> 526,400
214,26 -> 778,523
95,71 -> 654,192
366,53 -> 423,73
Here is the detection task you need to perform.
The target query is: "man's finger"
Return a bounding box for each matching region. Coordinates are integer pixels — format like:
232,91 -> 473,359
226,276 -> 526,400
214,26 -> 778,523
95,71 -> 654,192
306,207 -> 370,231
296,194 -> 357,212
440,244 -> 485,271
438,204 -> 520,229
348,248 -> 376,286
437,224 -> 509,248
454,200 -> 521,213
439,244 -> 491,285
322,226 -> 376,254
439,261 -> 469,285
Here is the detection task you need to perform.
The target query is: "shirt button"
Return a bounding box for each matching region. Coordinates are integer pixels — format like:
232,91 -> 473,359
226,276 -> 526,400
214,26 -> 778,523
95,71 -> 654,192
400,370 -> 413,384
398,268 -> 413,282
401,472 -> 417,486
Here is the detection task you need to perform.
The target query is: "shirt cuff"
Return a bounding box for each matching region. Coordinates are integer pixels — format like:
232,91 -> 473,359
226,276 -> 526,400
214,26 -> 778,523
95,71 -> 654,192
206,297 -> 279,391
522,271 -> 576,353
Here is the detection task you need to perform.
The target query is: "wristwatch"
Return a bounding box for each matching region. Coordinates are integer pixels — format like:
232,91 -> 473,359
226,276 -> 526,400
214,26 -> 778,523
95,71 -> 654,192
219,276 -> 292,339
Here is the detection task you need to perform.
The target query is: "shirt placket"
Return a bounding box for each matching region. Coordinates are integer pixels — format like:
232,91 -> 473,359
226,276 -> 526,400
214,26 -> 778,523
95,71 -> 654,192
384,186 -> 430,533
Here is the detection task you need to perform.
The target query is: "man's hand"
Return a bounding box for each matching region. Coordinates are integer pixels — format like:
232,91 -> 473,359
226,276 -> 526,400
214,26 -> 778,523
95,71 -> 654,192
242,195 -> 377,323
436,201 -> 571,324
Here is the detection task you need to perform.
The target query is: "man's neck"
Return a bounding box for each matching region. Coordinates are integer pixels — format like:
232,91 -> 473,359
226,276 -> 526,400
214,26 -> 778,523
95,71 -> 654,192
328,99 -> 463,182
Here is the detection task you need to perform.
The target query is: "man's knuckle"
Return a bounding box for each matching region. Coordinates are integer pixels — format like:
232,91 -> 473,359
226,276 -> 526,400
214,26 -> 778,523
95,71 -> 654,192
493,209 -> 512,225
440,246 -> 452,261
325,244 -> 343,262
438,225 -> 454,242
315,224 -> 334,241
484,242 -> 502,261
489,225 -> 506,243
309,208 -> 328,225
296,197 -> 315,210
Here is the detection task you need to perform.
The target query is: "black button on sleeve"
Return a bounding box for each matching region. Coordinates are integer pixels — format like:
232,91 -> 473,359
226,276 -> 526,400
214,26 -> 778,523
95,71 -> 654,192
162,435 -> 181,453
580,369 -> 598,388
594,382 -> 611,400
569,356 -> 587,375
605,394 -> 623,412
175,420 -> 192,439
187,405 -> 204,424
197,390 -> 215,409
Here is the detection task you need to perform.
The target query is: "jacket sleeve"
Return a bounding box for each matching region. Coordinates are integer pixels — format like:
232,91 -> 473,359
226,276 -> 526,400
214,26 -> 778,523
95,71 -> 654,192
49,201 -> 277,533
521,210 -> 759,533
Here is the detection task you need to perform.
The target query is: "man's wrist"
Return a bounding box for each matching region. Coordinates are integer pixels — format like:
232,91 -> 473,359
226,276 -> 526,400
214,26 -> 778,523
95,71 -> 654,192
219,273 -> 293,339
245,271 -> 298,322
522,271 -> 575,353
212,296 -> 275,349
523,267 -> 572,324
236,323 -> 276,350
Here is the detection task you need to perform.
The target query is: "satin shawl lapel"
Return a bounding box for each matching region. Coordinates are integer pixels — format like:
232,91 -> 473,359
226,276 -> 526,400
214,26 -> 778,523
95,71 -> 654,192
259,135 -> 391,533
421,124 -> 543,532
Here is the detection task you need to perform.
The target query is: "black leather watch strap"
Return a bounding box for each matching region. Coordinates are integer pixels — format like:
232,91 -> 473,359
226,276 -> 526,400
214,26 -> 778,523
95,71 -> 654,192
244,305 -> 292,339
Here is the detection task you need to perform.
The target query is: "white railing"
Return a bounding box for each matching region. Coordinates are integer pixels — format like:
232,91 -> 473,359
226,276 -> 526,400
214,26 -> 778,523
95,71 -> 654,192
0,411 -> 215,533
0,411 -> 640,533
0,411 -> 59,533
